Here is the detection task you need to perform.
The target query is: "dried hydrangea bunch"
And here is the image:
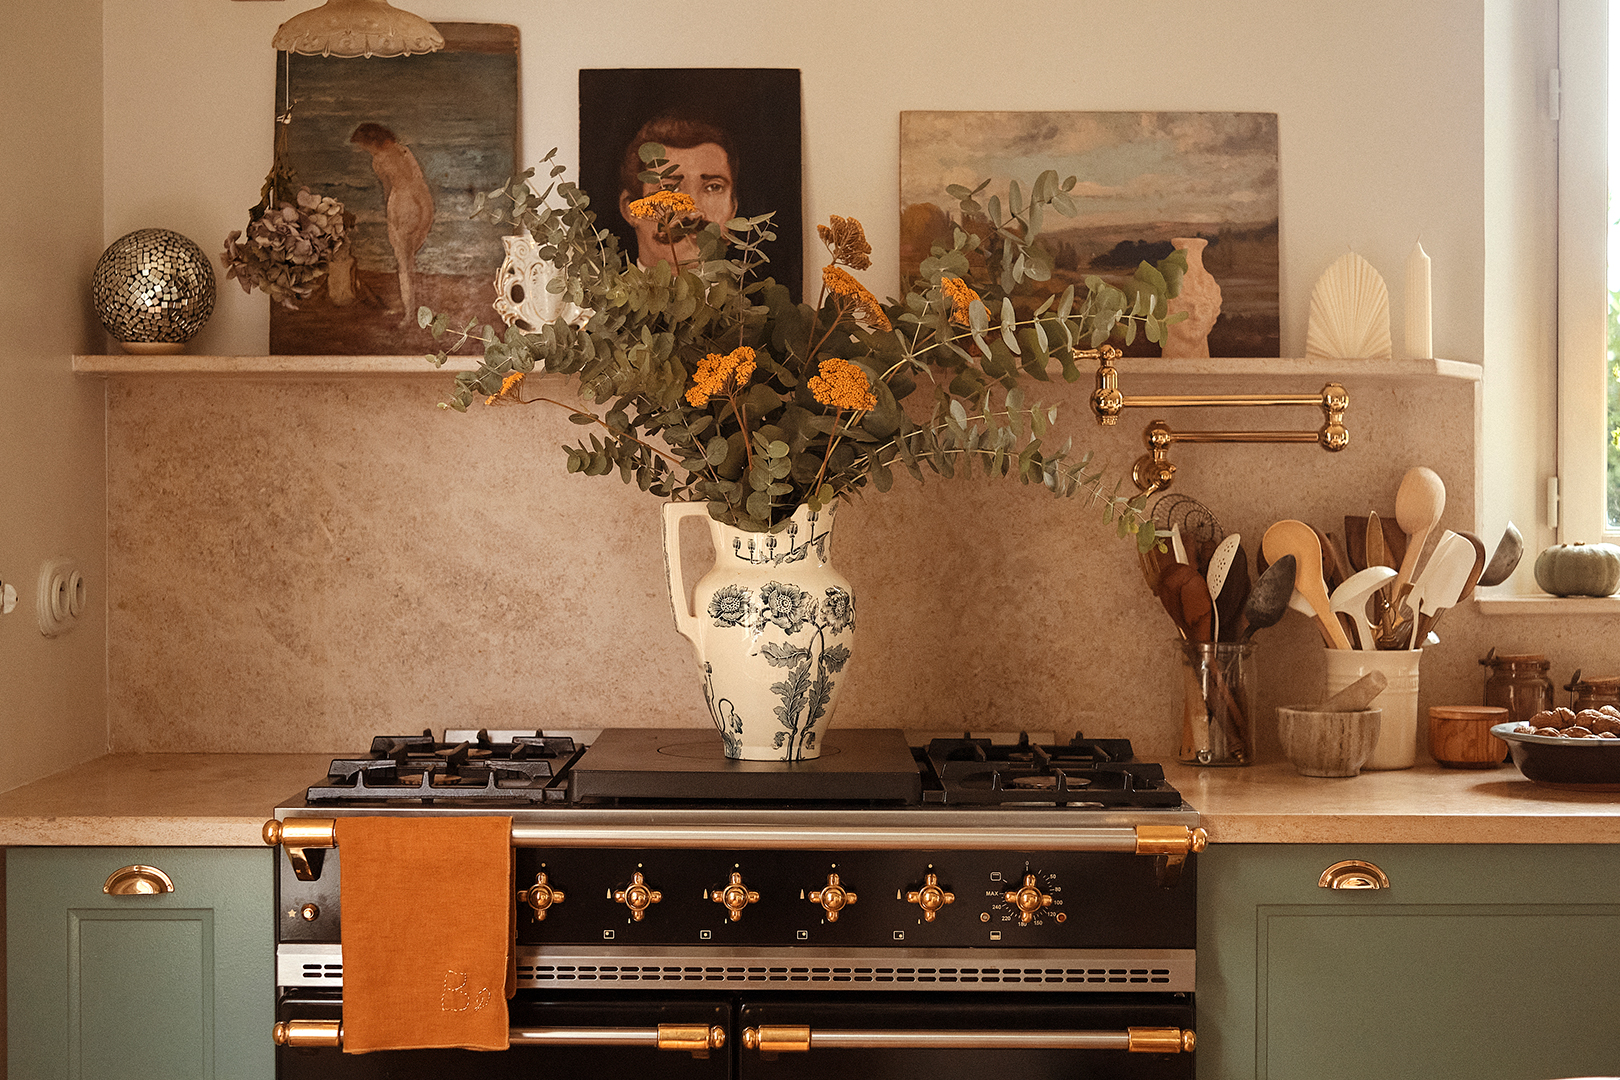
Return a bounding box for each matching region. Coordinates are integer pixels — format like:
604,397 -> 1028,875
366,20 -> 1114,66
221,187 -> 347,310
424,146 -> 1185,544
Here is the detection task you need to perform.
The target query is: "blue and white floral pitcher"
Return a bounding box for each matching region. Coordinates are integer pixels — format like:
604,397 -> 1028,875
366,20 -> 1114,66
662,502 -> 856,761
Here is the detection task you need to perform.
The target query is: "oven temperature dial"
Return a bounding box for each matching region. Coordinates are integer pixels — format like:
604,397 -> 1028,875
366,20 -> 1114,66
809,873 -> 856,921
906,873 -> 955,921
614,872 -> 663,921
519,871 -> 565,921
997,873 -> 1064,926
710,872 -> 760,922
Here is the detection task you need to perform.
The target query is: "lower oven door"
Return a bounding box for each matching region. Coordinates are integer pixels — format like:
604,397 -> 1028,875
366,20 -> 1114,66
738,993 -> 1195,1080
275,991 -> 731,1079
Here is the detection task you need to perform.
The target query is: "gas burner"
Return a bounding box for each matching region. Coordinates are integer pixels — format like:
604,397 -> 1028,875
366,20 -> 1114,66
304,730 -> 579,805
920,734 -> 1183,807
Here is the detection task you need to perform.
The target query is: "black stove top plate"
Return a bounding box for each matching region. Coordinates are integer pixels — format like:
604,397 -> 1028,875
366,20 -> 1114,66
568,727 -> 924,804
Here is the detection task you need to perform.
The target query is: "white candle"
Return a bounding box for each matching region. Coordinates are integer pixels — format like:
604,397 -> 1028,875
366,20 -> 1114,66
1404,241 -> 1432,360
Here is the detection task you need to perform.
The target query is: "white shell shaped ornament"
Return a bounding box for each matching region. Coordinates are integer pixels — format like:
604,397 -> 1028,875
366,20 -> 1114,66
1305,252 -> 1391,360
492,234 -> 593,347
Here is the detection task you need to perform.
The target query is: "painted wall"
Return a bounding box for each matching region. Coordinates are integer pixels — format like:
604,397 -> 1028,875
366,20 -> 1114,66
0,2 -> 108,793
70,0 -> 1615,767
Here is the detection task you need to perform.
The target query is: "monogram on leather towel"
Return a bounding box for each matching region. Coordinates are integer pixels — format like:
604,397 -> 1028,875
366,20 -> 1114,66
336,815 -> 515,1052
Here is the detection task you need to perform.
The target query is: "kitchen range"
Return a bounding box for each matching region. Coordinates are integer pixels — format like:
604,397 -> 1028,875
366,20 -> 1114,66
265,727 -> 1204,1078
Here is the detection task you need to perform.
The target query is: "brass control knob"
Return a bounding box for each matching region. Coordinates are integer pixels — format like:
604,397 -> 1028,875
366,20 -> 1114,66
519,871 -> 565,921
1004,874 -> 1054,924
905,873 -> 955,922
809,873 -> 856,921
710,872 -> 760,922
614,872 -> 662,921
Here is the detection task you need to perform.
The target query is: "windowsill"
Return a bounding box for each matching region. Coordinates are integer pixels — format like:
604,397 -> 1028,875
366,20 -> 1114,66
1475,594 -> 1620,615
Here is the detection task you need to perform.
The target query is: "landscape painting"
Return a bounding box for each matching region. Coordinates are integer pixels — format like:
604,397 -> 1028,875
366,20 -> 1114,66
270,23 -> 519,355
900,111 -> 1279,357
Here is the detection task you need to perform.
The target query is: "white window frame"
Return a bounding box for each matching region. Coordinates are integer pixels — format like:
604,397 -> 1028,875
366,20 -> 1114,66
1558,0 -> 1620,543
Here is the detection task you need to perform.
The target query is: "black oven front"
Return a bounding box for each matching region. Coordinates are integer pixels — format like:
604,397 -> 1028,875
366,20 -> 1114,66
270,811 -> 1202,1079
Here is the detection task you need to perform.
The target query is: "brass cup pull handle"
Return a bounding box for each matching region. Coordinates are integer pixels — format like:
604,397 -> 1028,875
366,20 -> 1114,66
1318,859 -> 1390,890
102,865 -> 175,895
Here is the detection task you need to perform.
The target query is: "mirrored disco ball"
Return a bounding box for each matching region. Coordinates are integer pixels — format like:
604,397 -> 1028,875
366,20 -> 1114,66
92,228 -> 216,349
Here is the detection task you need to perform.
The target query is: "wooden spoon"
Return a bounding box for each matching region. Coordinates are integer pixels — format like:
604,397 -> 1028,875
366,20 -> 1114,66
1392,466 -> 1446,603
1262,520 -> 1353,649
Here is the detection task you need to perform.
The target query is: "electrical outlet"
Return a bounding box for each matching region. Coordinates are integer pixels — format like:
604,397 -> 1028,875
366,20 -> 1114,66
36,558 -> 85,637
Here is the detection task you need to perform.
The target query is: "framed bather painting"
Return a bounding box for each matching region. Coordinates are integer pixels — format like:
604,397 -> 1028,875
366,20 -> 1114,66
267,22 -> 519,355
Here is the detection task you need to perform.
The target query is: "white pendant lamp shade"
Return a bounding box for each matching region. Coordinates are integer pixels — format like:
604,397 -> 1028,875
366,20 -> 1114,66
272,0 -> 444,58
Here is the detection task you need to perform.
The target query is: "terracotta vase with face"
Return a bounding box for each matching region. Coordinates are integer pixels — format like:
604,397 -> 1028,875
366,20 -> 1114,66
1163,237 -> 1223,359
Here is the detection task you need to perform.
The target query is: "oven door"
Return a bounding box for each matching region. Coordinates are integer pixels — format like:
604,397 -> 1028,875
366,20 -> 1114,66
275,991 -> 731,1078
737,993 -> 1195,1080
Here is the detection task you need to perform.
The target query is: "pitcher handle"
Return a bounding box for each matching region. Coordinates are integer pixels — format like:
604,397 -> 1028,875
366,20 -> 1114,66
662,502 -> 713,646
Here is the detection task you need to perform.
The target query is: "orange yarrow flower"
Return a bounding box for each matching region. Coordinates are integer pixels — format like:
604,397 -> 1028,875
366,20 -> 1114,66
686,346 -> 757,407
808,356 -> 878,412
817,215 -> 872,271
940,276 -> 980,324
627,190 -> 698,220
484,370 -> 525,406
821,265 -> 892,332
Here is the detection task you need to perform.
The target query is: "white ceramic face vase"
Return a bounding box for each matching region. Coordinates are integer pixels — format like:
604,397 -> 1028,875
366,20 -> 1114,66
492,234 -> 593,334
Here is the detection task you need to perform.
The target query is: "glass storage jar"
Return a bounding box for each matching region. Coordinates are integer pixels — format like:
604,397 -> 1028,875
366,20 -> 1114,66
1563,669 -> 1620,712
1479,650 -> 1554,728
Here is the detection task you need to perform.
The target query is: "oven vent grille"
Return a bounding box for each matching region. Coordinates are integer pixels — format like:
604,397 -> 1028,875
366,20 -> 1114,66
516,963 -> 1177,991
277,947 -> 1195,994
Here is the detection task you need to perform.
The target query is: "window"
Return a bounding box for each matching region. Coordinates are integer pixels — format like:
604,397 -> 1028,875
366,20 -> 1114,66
1559,0 -> 1620,541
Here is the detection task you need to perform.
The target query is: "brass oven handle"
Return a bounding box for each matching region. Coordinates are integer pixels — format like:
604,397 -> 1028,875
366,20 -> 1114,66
742,1025 -> 1195,1053
102,865 -> 175,895
273,1020 -> 725,1052
1318,859 -> 1390,890
265,818 -> 1205,881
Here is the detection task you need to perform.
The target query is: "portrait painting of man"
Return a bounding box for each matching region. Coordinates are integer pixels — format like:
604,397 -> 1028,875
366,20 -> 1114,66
579,69 -> 803,302
269,23 -> 519,355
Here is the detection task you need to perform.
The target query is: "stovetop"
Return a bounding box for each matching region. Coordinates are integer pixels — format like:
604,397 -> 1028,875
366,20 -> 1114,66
298,728 -> 1185,811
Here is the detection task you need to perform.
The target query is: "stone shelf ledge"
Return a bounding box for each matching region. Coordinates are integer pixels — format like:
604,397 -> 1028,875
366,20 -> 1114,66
74,354 -> 1481,380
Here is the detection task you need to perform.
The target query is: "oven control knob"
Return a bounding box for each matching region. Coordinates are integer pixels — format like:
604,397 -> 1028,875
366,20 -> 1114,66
519,872 -> 565,921
614,872 -> 662,921
906,873 -> 955,921
711,872 -> 760,922
809,873 -> 857,921
1004,874 -> 1054,924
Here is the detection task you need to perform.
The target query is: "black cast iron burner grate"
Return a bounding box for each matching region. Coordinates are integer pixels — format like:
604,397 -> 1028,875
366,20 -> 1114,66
304,730 -> 579,805
920,734 -> 1183,807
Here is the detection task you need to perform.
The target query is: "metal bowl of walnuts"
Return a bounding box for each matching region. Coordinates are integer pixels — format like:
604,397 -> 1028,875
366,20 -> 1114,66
1493,707 -> 1620,790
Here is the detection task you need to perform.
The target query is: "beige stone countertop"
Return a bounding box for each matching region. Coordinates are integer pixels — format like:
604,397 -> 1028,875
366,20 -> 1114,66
2,754 -> 1619,847
0,754 -> 331,847
1166,761 -> 1620,844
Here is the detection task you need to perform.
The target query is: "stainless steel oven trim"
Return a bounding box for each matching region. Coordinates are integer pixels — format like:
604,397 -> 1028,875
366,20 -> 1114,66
277,943 -> 1195,993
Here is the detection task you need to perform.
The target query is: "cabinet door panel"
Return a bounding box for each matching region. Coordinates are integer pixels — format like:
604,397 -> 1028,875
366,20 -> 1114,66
1260,904 -> 1620,1079
70,910 -> 214,1079
1199,844 -> 1620,1080
8,847 -> 273,1080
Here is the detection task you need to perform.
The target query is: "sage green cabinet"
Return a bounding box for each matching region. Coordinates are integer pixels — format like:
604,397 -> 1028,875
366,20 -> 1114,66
1197,844 -> 1620,1080
7,846 -> 274,1080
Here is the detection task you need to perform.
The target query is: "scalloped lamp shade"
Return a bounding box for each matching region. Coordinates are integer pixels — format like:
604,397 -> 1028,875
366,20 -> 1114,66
272,0 -> 443,58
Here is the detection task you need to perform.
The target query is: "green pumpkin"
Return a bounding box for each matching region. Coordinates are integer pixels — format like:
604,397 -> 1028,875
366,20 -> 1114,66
1533,542 -> 1620,597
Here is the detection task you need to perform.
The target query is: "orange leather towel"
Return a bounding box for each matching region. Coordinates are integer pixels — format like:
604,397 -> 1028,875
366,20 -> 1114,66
336,815 -> 515,1052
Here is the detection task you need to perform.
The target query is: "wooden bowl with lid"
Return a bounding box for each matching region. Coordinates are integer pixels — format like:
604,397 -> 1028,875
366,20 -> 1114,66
1428,705 -> 1509,768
